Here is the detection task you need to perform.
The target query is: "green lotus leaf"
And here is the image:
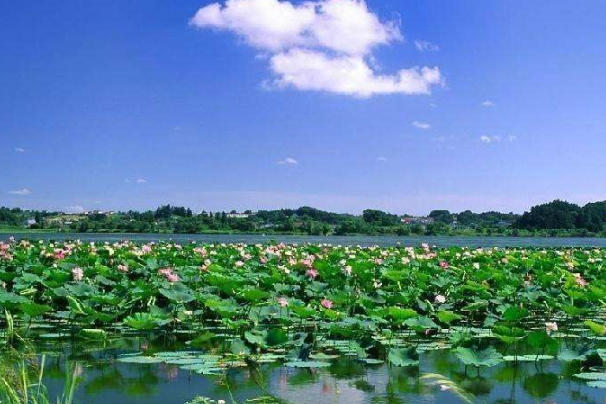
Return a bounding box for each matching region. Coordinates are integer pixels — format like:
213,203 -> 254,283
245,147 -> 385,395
436,310 -> 462,324
18,302 -> 51,317
387,347 -> 419,367
455,347 -> 503,367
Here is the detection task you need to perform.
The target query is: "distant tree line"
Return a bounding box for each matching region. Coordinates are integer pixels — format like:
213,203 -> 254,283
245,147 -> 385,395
513,199 -> 606,233
2,199 -> 606,237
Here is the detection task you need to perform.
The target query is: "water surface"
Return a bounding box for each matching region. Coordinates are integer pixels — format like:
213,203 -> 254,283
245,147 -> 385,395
22,339 -> 606,404
5,232 -> 606,247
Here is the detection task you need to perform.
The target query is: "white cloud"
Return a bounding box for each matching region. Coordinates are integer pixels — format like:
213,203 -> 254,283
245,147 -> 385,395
482,100 -> 495,107
270,50 -> 442,97
14,147 -> 25,153
136,178 -> 147,184
480,135 -> 516,144
412,120 -> 431,130
278,157 -> 299,165
65,205 -> 85,213
8,188 -> 31,195
376,156 -> 388,161
480,135 -> 502,144
191,0 -> 443,97
191,0 -> 400,55
414,40 -> 439,52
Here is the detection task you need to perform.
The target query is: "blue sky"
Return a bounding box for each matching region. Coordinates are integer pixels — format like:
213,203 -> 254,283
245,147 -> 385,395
1,0 -> 605,215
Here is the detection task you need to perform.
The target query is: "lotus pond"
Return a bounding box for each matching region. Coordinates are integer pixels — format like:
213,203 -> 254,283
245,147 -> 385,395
3,239 -> 606,403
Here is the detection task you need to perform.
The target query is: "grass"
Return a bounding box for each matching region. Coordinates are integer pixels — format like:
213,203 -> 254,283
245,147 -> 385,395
0,351 -> 80,404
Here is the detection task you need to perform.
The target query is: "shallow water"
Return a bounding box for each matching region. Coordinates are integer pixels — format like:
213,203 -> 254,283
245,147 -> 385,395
5,232 -> 606,248
6,338 -> 606,404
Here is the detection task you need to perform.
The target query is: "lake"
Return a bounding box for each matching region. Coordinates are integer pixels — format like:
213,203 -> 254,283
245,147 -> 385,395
4,232 -> 606,247
7,336 -> 604,404
3,237 -> 606,404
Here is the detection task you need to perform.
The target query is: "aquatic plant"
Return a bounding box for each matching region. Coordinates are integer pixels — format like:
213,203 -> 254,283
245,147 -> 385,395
2,239 -> 606,379
0,350 -> 81,404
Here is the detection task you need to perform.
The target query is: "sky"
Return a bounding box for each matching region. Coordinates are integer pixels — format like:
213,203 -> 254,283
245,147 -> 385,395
1,0 -> 606,215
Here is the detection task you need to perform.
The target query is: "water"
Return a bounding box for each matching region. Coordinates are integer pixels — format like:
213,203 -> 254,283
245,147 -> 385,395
9,339 -> 604,404
5,232 -> 606,247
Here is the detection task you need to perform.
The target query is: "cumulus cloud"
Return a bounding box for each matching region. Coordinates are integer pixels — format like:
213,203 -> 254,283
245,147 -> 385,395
482,100 -> 495,107
412,121 -> 431,130
8,188 -> 31,195
136,178 -> 147,184
14,147 -> 25,153
414,40 -> 439,52
278,157 -> 299,165
376,156 -> 388,162
191,0 -> 443,97
191,0 -> 399,55
270,50 -> 441,97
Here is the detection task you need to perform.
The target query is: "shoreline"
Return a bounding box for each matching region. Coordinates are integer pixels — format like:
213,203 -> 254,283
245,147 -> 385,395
0,228 -> 604,239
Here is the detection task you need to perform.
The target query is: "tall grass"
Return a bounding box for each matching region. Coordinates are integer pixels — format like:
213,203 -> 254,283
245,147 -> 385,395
0,350 -> 80,404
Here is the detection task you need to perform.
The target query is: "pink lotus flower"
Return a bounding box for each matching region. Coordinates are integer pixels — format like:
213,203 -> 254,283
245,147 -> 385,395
545,321 -> 558,334
439,261 -> 450,269
158,267 -> 179,283
72,267 -> 84,282
306,269 -> 318,279
193,247 -> 207,256
573,273 -> 588,287
117,264 -> 129,273
302,258 -> 314,268
320,299 -> 333,309
277,297 -> 289,307
434,295 -> 446,304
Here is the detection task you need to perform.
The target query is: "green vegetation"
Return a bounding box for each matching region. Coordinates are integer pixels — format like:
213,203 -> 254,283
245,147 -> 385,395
1,238 -> 606,386
0,350 -> 80,404
513,199 -> 606,234
0,205 -> 518,236
6,198 -> 606,237
3,238 -> 606,402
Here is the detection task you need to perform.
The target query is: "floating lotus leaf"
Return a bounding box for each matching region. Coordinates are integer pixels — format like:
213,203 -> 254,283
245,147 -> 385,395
117,354 -> 164,364
388,347 -> 419,367
502,355 -> 554,362
284,360 -> 331,368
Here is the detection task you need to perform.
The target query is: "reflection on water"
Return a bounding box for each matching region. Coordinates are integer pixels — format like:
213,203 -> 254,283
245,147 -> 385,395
5,339 -> 605,404
5,232 -> 606,248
